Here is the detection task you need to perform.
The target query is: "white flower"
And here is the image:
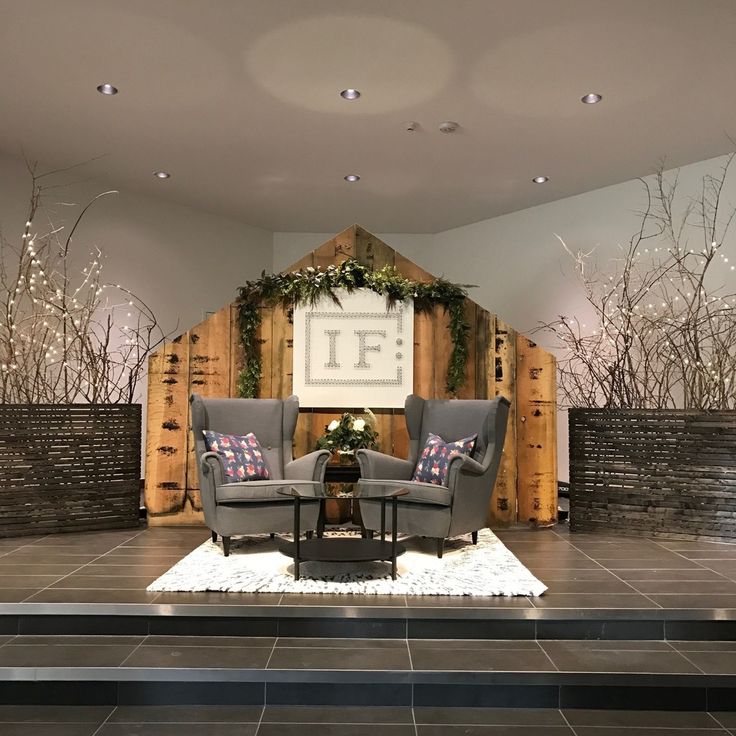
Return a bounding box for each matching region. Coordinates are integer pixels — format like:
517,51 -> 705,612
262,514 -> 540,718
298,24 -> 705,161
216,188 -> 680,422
327,420 -> 339,432
353,418 -> 366,432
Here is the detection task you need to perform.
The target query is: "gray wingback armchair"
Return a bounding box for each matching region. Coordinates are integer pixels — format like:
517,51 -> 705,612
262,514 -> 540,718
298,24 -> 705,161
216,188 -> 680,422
191,393 -> 329,556
356,394 -> 510,557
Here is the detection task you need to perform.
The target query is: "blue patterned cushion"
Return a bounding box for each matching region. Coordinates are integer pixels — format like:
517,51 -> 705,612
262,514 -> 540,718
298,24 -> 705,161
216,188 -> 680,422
202,430 -> 271,483
411,432 -> 477,486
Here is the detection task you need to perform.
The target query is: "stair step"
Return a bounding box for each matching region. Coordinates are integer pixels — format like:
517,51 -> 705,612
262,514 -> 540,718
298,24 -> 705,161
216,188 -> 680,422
2,604 -> 736,640
0,636 -> 735,709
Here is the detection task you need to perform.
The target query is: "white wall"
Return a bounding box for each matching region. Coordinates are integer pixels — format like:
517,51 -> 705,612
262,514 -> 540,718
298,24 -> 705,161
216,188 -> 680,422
274,154 -> 736,481
0,151 -> 272,475
0,152 -> 272,341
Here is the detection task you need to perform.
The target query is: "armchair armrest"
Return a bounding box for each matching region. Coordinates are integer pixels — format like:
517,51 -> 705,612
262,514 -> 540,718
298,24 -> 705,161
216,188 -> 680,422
200,451 -> 226,489
356,448 -> 414,480
447,453 -> 486,477
285,449 -> 330,482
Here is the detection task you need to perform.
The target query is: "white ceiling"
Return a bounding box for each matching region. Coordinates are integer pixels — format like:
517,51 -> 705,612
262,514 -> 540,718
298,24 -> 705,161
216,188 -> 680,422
1,0 -> 735,233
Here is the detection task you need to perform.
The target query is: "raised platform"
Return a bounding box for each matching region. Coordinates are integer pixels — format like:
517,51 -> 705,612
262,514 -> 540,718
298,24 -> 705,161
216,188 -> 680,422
1,524 -> 735,712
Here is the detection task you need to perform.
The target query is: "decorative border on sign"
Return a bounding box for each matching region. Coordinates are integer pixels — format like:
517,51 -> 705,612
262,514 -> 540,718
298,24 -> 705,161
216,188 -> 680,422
304,308 -> 404,387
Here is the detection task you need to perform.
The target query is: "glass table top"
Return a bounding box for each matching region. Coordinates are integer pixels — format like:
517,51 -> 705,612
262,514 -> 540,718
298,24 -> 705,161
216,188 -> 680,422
277,479 -> 409,500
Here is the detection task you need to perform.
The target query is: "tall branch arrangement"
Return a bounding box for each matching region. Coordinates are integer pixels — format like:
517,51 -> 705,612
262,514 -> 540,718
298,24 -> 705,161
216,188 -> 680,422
0,166 -> 166,404
542,155 -> 736,410
236,259 -> 471,398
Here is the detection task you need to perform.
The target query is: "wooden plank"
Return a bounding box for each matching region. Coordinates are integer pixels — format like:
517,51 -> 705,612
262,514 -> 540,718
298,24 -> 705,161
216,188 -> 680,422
370,409 -> 393,455
413,306 -> 436,400
313,226 -> 355,269
456,300 -> 477,400
355,226 -> 396,271
433,304 -> 454,400
516,335 -> 557,527
270,306 -> 293,398
293,410 -> 312,459
310,411 -> 333,459
228,302 -> 243,398
257,306 -> 274,398
394,251 -> 435,283
185,306 -> 232,501
488,316 -> 518,526
475,309 -> 490,400
144,334 -> 190,520
391,411 -> 410,461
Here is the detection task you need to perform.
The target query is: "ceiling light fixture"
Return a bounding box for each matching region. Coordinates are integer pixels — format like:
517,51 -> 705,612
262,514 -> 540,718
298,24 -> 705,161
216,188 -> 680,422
96,83 -> 118,95
340,88 -> 361,100
581,92 -> 602,104
344,174 -> 360,182
153,171 -> 171,179
532,176 -> 549,184
438,121 -> 460,134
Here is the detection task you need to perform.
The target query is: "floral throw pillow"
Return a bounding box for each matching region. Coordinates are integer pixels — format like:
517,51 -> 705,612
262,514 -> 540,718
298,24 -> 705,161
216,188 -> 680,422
202,430 -> 270,483
411,432 -> 478,486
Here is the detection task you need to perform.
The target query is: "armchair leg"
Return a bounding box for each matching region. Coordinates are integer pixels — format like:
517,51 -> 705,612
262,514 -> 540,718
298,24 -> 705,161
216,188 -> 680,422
222,536 -> 231,557
211,530 -> 217,543
437,538 -> 445,558
471,530 -> 478,545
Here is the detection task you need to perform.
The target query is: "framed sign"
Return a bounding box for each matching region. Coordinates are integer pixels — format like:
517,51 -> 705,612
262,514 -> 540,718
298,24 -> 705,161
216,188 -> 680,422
293,289 -> 413,408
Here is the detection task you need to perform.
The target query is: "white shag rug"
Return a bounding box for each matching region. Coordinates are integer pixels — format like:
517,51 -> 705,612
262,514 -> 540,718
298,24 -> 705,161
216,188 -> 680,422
147,529 -> 546,597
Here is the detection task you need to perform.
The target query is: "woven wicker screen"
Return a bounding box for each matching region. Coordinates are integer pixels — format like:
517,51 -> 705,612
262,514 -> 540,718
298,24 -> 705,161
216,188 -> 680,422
569,408 -> 736,540
0,404 -> 141,537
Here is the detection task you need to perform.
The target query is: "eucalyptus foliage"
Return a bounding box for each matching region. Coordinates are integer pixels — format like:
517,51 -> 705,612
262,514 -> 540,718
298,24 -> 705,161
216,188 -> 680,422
236,259 -> 471,398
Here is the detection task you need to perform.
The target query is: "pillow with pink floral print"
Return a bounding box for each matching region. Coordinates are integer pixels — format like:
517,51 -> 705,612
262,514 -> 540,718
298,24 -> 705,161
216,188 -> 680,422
202,430 -> 271,483
411,432 -> 477,486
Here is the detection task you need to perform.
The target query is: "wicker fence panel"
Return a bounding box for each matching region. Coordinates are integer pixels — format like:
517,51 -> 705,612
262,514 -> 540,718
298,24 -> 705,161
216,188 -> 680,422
569,408 -> 736,541
0,404 -> 141,537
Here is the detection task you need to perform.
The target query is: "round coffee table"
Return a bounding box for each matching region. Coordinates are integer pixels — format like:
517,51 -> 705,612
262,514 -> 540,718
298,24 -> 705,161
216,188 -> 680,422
277,483 -> 409,580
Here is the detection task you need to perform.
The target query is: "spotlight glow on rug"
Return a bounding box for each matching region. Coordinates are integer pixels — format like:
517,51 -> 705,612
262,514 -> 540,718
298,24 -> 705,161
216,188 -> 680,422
147,529 -> 546,597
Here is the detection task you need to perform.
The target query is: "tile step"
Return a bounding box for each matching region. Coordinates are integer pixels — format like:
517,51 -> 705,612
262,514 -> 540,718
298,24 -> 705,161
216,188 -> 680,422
0,667 -> 734,709
2,604 -> 736,640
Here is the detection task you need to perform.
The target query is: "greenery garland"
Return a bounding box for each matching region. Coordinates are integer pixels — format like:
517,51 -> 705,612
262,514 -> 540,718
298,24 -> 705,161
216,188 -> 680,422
236,259 -> 471,399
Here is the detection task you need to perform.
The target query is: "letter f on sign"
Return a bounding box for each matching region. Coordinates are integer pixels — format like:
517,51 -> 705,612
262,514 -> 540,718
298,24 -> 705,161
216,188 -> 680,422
354,330 -> 386,369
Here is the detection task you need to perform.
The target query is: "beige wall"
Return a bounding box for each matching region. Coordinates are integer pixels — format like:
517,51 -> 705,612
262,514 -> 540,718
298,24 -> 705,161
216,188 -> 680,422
274,154 -> 736,481
0,150 -> 272,378
4,147 -> 730,483
0,151 -> 272,473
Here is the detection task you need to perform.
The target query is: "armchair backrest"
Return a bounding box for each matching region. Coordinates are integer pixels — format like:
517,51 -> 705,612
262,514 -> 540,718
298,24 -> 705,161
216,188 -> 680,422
190,394 -> 300,481
404,394 -> 511,468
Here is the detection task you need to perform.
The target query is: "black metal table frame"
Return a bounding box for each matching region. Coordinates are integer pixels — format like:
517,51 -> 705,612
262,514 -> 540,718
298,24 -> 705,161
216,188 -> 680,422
282,489 -> 406,581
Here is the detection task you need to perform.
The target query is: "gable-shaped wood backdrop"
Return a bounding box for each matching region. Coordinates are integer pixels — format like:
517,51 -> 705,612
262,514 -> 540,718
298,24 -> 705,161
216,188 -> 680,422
144,226 -> 557,527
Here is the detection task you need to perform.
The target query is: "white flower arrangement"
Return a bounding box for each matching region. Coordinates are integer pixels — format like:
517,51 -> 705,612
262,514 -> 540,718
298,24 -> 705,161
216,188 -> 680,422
315,409 -> 378,453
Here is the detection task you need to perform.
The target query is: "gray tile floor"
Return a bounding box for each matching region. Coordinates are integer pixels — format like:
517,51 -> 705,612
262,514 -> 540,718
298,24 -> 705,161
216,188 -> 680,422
2,526 -> 736,732
1,524 -> 735,608
0,706 -> 735,735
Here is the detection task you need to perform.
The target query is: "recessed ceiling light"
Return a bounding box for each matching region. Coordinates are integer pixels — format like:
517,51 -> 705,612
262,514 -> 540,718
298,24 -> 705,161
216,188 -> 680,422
532,176 -> 549,184
96,83 -> 118,96
344,174 -> 360,182
153,171 -> 171,179
340,89 -> 361,100
581,92 -> 602,104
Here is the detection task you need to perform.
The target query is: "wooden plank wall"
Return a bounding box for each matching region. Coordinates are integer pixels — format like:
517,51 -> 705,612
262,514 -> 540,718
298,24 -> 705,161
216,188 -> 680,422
144,225 -> 557,527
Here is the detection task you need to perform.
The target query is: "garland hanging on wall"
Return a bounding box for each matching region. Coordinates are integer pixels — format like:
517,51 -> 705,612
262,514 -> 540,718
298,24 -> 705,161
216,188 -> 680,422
236,259 -> 471,399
